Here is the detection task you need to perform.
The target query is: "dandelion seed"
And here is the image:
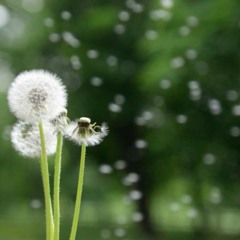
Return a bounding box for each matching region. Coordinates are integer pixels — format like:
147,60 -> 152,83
132,212 -> 144,222
0,5 -> 10,28
61,11 -> 71,20
129,190 -> 142,200
62,31 -> 80,48
203,153 -> 216,165
179,26 -> 190,36
187,208 -> 198,218
99,164 -> 113,174
90,77 -> 103,87
65,117 -> 108,146
8,70 -> 67,123
49,33 -> 60,43
185,49 -> 198,59
114,228 -> 126,238
11,121 -> 57,158
230,126 -> 240,137
118,11 -> 130,22
87,50 -> 98,59
44,18 -> 54,27
114,24 -> 126,34
114,160 -> 126,170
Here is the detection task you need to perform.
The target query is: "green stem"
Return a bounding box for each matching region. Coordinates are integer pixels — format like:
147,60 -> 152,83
69,144 -> 87,240
54,132 -> 63,240
39,121 -> 54,240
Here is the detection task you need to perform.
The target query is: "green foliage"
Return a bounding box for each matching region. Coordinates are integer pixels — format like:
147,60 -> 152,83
1,0 -> 240,239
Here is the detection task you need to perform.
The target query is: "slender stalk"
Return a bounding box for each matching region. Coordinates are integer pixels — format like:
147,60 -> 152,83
39,121 -> 54,240
69,144 -> 87,240
54,132 -> 63,240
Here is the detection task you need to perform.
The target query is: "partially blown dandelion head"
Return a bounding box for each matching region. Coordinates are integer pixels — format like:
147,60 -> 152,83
51,107 -> 70,134
11,121 -> 57,158
8,70 -> 67,122
65,117 -> 108,146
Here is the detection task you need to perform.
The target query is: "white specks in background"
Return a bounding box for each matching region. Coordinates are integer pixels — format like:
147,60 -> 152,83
118,11 -> 130,22
170,57 -> 185,69
226,90 -> 238,101
230,126 -> 240,137
160,0 -> 174,9
132,212 -> 144,222
186,16 -> 199,27
99,164 -> 113,174
90,76 -> 103,87
159,79 -> 172,89
129,190 -> 142,200
187,208 -> 198,218
87,49 -> 99,59
49,33 -> 60,43
100,229 -> 111,239
21,0 -> 44,13
125,0 -> 143,13
188,80 -> 201,101
145,30 -> 158,40
135,110 -> 153,126
106,55 -> 118,67
149,10 -> 172,21
44,18 -> 54,27
114,228 -> 126,238
61,11 -> 71,20
134,139 -> 148,149
209,187 -> 222,204
122,173 -> 139,186
30,199 -> 42,209
181,194 -> 192,204
203,153 -> 216,165
109,94 -> 125,113
70,55 -> 81,70
62,31 -> 80,48
176,114 -> 188,124
208,99 -> 222,115
179,26 -> 190,36
114,94 -> 125,105
109,103 -> 122,113
114,160 -> 127,170
169,202 -> 180,212
0,5 -> 10,28
232,104 -> 240,116
114,24 -> 126,34
185,49 -> 198,60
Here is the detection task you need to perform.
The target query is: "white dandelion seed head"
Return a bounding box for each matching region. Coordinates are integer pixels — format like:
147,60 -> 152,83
8,69 -> 67,123
51,107 -> 70,134
64,120 -> 108,147
11,121 -> 57,158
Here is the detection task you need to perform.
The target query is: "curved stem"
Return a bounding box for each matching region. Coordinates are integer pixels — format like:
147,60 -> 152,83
69,144 -> 86,240
54,132 -> 63,240
39,121 -> 54,240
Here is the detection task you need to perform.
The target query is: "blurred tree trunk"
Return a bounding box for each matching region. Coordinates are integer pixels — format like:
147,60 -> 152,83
117,124 -> 162,239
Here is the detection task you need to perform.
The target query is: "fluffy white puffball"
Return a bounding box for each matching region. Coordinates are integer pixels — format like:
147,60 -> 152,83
11,121 -> 57,158
8,70 -> 67,122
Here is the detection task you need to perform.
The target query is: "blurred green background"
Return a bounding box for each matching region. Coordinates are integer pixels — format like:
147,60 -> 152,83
1,0 -> 240,239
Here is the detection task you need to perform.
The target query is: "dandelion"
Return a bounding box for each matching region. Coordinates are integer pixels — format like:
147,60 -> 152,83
11,121 -> 57,158
8,69 -> 67,123
68,117 -> 108,240
51,108 -> 70,134
65,117 -> 108,146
